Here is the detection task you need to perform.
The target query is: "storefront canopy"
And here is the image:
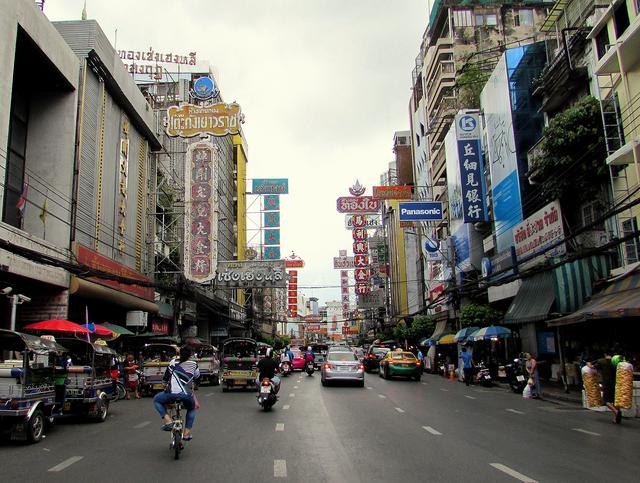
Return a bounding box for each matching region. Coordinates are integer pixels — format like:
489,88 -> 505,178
549,265 -> 640,327
504,272 -> 555,325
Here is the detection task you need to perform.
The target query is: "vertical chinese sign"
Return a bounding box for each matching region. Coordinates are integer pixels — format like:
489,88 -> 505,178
288,270 -> 298,318
340,269 -> 350,321
184,142 -> 218,283
455,113 -> 488,223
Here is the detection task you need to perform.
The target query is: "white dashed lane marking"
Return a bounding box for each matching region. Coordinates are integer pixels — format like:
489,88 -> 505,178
282,405 -> 290,410
440,388 -> 449,392
572,428 -> 601,436
464,395 -> 476,399
490,463 -> 538,482
395,407 -> 405,413
294,386 -> 299,389
48,456 -> 84,473
378,394 -> 386,399
275,423 -> 285,432
274,460 -> 287,478
133,421 -> 151,429
422,426 -> 442,435
506,409 -> 525,415
289,393 -> 295,398
366,386 -> 373,390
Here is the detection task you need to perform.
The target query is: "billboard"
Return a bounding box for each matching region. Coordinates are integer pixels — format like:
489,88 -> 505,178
398,202 -> 443,221
513,200 -> 566,261
372,185 -> 413,200
252,178 -> 289,194
481,54 -> 522,252
215,260 -> 286,287
166,102 -> 242,137
184,142 -> 218,283
455,113 -> 488,224
336,196 -> 381,213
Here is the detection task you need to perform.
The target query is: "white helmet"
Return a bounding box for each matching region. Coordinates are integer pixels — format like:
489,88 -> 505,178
307,346 -> 312,351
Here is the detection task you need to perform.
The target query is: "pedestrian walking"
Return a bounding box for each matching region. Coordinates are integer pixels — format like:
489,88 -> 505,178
461,347 -> 473,386
417,349 -> 424,374
594,350 -> 621,424
123,353 -> 140,400
525,353 -> 541,398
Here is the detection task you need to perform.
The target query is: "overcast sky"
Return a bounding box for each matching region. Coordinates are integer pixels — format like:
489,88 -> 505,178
45,0 -> 429,306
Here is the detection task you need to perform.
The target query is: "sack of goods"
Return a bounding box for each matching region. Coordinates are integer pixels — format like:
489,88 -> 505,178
614,361 -> 634,409
581,365 -> 602,408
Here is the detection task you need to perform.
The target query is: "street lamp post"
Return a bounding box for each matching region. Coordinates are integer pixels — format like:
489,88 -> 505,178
3,288 -> 31,332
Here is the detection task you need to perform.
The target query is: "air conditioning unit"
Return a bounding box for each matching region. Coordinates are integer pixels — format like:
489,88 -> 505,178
576,230 -> 610,249
126,311 -> 148,328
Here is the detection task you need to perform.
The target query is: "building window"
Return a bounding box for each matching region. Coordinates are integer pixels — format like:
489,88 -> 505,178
595,27 -> 611,59
452,9 -> 473,27
614,2 -> 630,38
2,87 -> 28,228
622,218 -> 640,263
475,13 -> 498,26
581,201 -> 605,231
514,9 -> 534,27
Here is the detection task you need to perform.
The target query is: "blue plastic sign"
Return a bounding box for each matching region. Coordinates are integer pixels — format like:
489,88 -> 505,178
252,178 -> 289,194
264,212 -> 280,227
264,229 -> 280,246
264,195 -> 280,211
191,76 -> 218,100
264,246 -> 281,260
398,202 -> 443,221
424,238 -> 440,253
455,113 -> 488,223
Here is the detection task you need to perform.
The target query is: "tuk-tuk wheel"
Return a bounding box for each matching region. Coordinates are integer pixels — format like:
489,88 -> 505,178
95,398 -> 109,423
27,409 -> 45,443
222,385 -> 229,392
212,375 -> 220,386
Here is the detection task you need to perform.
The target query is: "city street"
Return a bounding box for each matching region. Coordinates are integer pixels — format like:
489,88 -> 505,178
1,371 -> 638,483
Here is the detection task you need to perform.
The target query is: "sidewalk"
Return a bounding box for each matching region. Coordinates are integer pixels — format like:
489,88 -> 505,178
493,379 -> 582,405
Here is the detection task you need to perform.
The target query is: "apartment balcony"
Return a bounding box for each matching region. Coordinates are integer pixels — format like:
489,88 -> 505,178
430,145 -> 447,187
426,59 -> 455,112
427,96 -> 457,147
605,91 -> 640,166
592,10 -> 640,75
526,137 -> 546,183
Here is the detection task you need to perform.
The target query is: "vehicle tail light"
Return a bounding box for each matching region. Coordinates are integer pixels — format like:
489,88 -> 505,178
358,364 -> 364,369
415,361 -> 421,366
368,354 -> 376,358
388,361 -> 395,365
323,364 -> 331,369
261,379 -> 271,386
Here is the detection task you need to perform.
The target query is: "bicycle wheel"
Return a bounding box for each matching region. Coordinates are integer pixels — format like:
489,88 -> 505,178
173,428 -> 182,460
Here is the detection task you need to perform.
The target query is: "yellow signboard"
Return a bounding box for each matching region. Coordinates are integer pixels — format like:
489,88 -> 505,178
166,102 -> 242,137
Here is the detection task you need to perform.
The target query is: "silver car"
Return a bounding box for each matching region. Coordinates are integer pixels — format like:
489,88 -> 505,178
321,351 -> 365,387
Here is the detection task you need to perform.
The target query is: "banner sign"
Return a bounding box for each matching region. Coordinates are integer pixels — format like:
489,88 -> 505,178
264,195 -> 280,211
215,260 -> 286,287
345,214 -> 382,229
264,229 -> 280,246
341,270 -> 350,318
398,201 -> 443,221
336,196 -> 381,213
252,178 -> 289,194
184,142 -> 218,283
288,269 -> 298,318
513,200 -> 566,260
455,113 -> 488,223
264,246 -> 281,260
166,102 -> 242,137
264,212 -> 280,227
285,259 -> 305,268
357,289 -> 385,309
355,282 -> 370,295
333,256 -> 355,269
372,185 -> 413,200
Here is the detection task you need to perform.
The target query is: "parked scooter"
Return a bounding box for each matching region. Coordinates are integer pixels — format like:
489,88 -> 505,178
280,361 -> 292,377
305,360 -> 315,376
257,378 -> 278,411
505,354 -> 528,393
473,361 -> 492,387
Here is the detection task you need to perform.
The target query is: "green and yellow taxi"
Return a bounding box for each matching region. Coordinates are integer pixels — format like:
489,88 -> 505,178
379,350 -> 421,381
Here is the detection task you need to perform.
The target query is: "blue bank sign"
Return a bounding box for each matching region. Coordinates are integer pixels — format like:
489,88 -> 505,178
398,202 -> 443,221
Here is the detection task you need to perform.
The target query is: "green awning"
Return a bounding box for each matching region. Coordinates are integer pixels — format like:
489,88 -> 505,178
553,254 -> 612,314
504,272 -> 555,325
100,323 -> 135,335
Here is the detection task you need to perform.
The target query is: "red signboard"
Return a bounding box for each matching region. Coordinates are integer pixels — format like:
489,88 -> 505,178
353,241 -> 368,254
354,255 -> 369,267
353,228 -> 368,240
285,259 -> 305,268
151,319 -> 169,335
372,185 -> 413,200
354,268 -> 370,282
75,243 -> 154,301
336,196 -> 381,213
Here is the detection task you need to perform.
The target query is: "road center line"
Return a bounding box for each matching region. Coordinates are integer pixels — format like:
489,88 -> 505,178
294,386 -> 299,389
205,392 -> 215,397
378,394 -> 386,399
274,459 -> 287,478
395,407 -> 405,413
464,395 -> 476,399
422,426 -> 442,435
490,463 -> 538,482
275,423 -> 285,432
48,456 -> 84,473
282,405 -> 290,410
366,386 -> 373,390
421,382 -> 427,386
133,421 -> 151,429
440,388 -> 449,392
289,393 -> 295,398
506,409 -> 525,415
572,428 -> 601,436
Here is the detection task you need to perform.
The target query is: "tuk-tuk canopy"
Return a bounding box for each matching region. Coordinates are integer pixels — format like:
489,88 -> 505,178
0,329 -> 68,354
57,337 -> 117,356
222,338 -> 257,357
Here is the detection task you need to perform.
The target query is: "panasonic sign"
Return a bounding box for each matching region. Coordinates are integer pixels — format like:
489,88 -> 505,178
398,201 -> 444,221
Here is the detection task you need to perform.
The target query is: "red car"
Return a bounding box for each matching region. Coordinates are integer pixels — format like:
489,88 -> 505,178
291,349 -> 306,371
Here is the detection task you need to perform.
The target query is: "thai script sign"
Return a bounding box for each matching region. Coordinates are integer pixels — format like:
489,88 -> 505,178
398,201 -> 443,221
357,289 -> 385,309
285,259 -> 305,268
215,260 -> 286,287
184,142 -> 217,283
372,185 -> 413,200
118,49 -> 197,80
513,200 -> 566,260
333,256 -> 355,269
252,179 -> 289,194
336,196 -> 381,213
166,103 -> 242,137
455,113 -> 488,223
345,214 -> 381,229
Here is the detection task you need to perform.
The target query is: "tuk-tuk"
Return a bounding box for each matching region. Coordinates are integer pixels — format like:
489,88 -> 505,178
0,329 -> 66,443
221,338 -> 258,392
140,343 -> 178,395
257,342 -> 272,361
311,343 -> 329,369
184,339 -> 220,386
57,338 -> 116,422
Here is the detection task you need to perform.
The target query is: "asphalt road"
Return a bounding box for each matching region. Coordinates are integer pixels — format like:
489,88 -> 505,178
2,370 -> 639,483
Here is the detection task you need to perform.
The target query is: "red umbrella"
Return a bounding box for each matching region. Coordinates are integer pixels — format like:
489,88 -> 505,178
92,324 -> 114,336
22,319 -> 92,334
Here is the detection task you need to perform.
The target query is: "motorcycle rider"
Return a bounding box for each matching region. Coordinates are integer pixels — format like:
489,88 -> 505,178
257,348 -> 280,393
304,346 -> 315,363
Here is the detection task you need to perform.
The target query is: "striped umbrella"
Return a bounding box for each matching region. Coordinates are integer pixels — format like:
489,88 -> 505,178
454,326 -> 480,343
469,326 -> 512,341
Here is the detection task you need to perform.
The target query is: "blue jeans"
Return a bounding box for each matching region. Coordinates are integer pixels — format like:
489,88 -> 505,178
532,372 -> 541,397
153,391 -> 196,429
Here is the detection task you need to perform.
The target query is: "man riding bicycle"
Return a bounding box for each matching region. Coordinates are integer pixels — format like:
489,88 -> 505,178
153,346 -> 200,441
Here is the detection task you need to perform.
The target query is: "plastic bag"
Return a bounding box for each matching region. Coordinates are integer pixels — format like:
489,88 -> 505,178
615,362 -> 633,409
582,365 -> 603,408
522,384 -> 532,399
527,377 -> 534,385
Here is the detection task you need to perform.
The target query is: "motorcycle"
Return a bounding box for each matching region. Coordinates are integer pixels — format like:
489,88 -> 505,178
505,355 -> 528,393
473,361 -> 492,387
305,360 -> 315,376
257,378 -> 278,411
280,361 -> 292,377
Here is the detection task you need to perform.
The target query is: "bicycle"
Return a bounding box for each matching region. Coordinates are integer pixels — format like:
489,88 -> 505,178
167,401 -> 185,460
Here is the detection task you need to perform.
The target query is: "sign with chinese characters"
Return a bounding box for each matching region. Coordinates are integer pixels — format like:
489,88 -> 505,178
288,269 -> 298,318
215,260 -> 286,287
264,247 -> 281,260
353,240 -> 368,254
264,195 -> 280,211
252,178 -> 289,194
336,196 -> 381,213
455,113 -> 488,223
357,289 -> 385,309
354,255 -> 369,268
372,185 -> 413,200
184,142 -> 217,283
333,256 -> 355,269
340,270 -> 350,318
345,214 -> 382,229
398,201 -> 443,221
264,229 -> 280,246
352,228 -> 368,240
116,115 -> 130,256
354,268 -> 370,282
513,200 -> 566,260
166,102 -> 242,137
264,212 -> 280,228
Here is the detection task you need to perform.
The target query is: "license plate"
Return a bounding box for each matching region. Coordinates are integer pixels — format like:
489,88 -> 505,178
63,402 -> 71,411
260,386 -> 271,394
233,380 -> 246,385
152,384 -> 164,390
516,375 -> 525,382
